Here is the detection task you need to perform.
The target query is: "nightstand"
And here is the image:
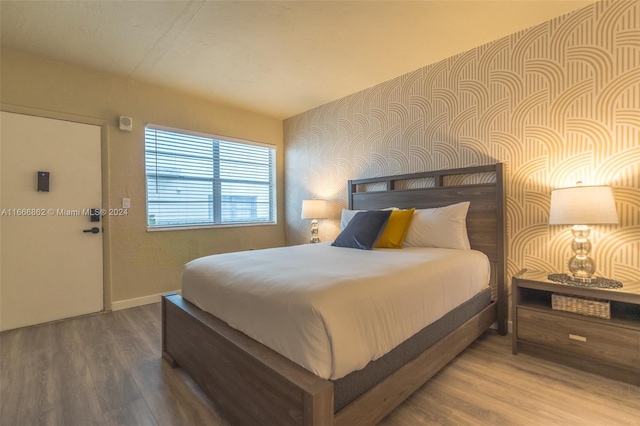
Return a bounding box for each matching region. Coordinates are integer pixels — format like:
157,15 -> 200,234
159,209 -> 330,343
512,269 -> 640,385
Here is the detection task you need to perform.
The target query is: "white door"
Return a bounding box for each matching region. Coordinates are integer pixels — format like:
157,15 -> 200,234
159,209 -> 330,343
0,112 -> 103,331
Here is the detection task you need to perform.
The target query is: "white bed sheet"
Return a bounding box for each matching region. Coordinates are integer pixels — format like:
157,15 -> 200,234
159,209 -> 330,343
181,243 -> 490,380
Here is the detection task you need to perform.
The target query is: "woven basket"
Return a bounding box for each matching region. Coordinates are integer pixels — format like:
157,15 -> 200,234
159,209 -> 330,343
551,293 -> 611,319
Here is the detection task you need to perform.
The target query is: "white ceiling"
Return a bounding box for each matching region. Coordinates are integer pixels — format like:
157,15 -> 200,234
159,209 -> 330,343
0,0 -> 596,119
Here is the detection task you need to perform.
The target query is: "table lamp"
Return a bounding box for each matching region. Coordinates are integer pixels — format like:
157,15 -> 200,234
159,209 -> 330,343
549,185 -> 618,282
301,199 -> 328,243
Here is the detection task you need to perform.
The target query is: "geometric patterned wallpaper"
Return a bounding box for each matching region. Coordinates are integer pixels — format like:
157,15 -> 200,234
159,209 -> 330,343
284,0 -> 640,283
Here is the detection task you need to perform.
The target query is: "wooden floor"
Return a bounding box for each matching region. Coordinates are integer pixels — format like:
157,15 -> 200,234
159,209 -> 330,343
1,304 -> 638,426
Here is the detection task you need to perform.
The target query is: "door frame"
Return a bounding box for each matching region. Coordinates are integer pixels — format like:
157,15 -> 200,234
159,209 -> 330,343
1,104 -> 112,311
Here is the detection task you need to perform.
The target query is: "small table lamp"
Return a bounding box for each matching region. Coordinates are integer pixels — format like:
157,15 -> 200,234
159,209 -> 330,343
301,199 -> 328,243
549,185 -> 618,282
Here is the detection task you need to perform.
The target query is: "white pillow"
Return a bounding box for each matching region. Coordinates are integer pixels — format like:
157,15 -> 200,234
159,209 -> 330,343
403,202 -> 471,250
340,209 -> 364,230
340,207 -> 398,230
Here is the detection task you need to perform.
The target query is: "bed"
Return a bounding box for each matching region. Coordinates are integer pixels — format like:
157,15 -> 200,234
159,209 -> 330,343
162,163 -> 507,425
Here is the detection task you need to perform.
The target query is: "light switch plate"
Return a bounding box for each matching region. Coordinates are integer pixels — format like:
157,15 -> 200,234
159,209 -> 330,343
122,198 -> 131,208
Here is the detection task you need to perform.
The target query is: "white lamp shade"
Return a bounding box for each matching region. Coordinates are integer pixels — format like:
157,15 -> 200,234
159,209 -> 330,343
301,199 -> 328,220
549,185 -> 618,225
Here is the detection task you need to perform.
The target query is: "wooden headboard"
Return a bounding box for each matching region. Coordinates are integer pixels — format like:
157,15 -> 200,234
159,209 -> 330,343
348,164 -> 507,334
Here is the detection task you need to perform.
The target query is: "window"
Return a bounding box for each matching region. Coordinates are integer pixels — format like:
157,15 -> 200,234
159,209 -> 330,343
145,125 -> 276,229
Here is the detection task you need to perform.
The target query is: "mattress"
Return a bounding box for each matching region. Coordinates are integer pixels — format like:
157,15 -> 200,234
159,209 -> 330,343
181,242 -> 490,380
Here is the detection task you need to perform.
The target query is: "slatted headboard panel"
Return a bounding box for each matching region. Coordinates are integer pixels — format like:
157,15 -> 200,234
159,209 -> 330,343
348,164 -> 507,334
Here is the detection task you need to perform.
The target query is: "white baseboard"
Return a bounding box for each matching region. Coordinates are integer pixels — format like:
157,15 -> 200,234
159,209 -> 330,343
111,290 -> 181,311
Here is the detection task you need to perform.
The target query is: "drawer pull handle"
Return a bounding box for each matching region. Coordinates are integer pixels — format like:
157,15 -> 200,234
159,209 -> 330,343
569,334 -> 587,342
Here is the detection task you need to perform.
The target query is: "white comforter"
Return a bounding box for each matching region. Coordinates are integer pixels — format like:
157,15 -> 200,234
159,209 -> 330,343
182,243 -> 490,380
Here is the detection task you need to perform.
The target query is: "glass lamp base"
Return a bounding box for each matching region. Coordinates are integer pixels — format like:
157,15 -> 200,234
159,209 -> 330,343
567,275 -> 594,283
567,225 -> 596,282
309,219 -> 320,244
568,255 -> 596,281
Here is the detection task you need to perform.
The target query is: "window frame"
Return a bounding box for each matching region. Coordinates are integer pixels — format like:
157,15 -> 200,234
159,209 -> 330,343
144,123 -> 277,231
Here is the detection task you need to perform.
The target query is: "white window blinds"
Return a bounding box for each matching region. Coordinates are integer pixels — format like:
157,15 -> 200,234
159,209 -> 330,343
145,125 -> 276,228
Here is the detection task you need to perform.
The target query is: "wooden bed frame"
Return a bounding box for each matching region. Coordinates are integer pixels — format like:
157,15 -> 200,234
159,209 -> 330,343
162,163 -> 506,425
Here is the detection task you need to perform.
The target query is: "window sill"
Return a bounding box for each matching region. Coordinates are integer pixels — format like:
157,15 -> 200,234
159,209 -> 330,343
146,221 -> 277,232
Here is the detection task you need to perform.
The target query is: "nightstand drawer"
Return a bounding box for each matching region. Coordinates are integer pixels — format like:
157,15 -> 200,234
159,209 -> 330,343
517,307 -> 640,369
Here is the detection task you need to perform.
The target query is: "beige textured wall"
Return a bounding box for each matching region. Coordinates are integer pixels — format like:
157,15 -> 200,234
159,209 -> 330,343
1,48 -> 284,306
284,0 -> 640,283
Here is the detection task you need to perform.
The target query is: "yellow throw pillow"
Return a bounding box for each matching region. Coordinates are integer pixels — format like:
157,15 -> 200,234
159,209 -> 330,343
374,208 -> 415,248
